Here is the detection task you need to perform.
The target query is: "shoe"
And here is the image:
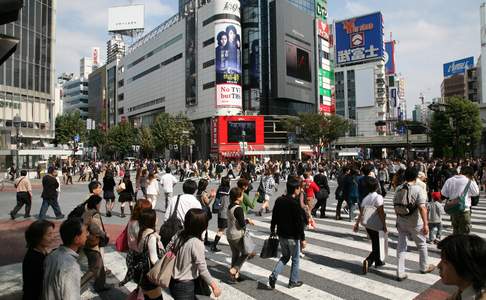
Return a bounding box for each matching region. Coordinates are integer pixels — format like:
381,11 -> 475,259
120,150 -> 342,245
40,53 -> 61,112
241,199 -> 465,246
265,208 -> 272,214
211,246 -> 221,252
256,210 -> 263,217
56,214 -> 65,219
9,211 -> 15,220
120,213 -> 126,218
375,261 -> 386,268
106,211 -> 112,217
268,276 -> 276,289
24,214 -> 30,218
362,260 -> 369,275
420,264 -> 436,274
288,281 -> 304,288
396,275 -> 408,281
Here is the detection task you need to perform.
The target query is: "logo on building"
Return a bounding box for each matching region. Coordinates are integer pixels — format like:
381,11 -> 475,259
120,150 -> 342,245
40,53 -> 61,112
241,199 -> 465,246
443,57 -> 474,77
350,32 -> 364,48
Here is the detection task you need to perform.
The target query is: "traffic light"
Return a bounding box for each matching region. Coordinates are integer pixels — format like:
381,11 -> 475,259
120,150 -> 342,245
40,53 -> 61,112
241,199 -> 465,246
0,0 -> 23,65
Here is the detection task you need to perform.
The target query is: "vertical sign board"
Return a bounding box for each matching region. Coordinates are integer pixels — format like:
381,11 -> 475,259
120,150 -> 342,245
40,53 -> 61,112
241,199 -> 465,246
384,41 -> 395,74
214,0 -> 242,108
335,12 -> 384,66
443,57 -> 474,78
315,0 -> 333,113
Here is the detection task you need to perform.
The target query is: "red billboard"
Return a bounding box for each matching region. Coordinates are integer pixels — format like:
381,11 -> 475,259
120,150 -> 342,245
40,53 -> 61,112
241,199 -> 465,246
211,116 -> 265,157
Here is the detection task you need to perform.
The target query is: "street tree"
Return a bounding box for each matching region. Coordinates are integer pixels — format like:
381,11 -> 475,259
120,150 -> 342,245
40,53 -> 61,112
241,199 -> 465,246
105,122 -> 135,159
138,127 -> 155,158
430,96 -> 482,158
283,113 -> 350,159
151,113 -> 194,151
54,111 -> 86,145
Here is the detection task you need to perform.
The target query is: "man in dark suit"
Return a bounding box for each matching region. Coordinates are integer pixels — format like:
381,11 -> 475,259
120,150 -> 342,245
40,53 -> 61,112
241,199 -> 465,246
312,167 -> 331,218
38,166 -> 64,219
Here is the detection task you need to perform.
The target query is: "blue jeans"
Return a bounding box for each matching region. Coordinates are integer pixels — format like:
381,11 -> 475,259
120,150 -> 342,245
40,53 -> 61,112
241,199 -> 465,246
38,196 -> 63,219
270,238 -> 300,283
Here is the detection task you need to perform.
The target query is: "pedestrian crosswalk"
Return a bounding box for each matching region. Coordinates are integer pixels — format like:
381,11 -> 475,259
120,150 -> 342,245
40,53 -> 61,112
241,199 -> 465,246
1,190 -> 485,300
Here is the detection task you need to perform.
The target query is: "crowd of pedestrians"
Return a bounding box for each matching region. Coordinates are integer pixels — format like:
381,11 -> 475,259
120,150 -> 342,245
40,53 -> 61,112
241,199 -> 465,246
7,157 -> 486,299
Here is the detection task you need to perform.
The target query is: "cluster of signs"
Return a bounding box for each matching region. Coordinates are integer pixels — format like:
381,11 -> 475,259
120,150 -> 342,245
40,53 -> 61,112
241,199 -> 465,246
315,0 -> 334,114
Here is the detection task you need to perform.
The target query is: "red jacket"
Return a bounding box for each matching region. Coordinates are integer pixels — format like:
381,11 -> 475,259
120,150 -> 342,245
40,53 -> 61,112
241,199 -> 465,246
304,179 -> 320,198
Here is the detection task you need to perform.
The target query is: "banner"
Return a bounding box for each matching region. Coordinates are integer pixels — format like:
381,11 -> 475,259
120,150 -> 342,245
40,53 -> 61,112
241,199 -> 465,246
384,41 -> 395,74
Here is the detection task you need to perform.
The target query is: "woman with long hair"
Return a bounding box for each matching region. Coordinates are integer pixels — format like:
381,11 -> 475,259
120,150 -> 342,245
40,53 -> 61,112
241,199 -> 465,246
196,178 -> 215,245
353,177 -> 387,274
146,173 -> 160,209
22,220 -> 55,300
211,176 -> 230,252
103,169 -> 116,217
168,208 -> 222,299
118,173 -> 135,218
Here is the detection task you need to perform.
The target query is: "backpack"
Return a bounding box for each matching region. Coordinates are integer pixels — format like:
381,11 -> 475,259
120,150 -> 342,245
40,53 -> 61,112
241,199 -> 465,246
213,191 -> 230,217
68,201 -> 87,219
159,195 -> 183,247
393,183 -> 417,216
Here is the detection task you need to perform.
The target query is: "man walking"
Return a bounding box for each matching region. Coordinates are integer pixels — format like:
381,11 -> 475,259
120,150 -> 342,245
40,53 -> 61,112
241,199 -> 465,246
160,167 -> 178,211
43,218 -> 87,300
394,167 -> 435,281
441,165 -> 479,234
10,170 -> 32,219
268,176 -> 306,289
312,167 -> 330,218
39,167 -> 64,219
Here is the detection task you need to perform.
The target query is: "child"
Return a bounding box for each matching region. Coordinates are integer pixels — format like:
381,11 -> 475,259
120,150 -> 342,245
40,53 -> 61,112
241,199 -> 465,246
427,191 -> 444,244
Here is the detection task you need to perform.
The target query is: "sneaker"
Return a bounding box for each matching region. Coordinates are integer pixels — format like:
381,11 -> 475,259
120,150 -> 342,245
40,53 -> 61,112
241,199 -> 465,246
288,281 -> 304,289
396,274 -> 408,281
420,264 -> 436,274
211,246 -> 221,253
268,276 -> 276,289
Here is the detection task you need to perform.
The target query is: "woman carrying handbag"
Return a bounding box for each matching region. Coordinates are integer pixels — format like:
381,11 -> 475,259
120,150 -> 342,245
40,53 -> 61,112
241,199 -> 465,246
353,177 -> 387,275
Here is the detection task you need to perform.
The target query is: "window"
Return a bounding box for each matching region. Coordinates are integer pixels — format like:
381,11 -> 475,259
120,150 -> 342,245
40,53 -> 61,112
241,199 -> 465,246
118,93 -> 124,101
118,79 -> 124,87
161,53 -> 182,66
202,59 -> 214,68
203,81 -> 215,90
118,107 -> 124,115
202,37 -> 214,47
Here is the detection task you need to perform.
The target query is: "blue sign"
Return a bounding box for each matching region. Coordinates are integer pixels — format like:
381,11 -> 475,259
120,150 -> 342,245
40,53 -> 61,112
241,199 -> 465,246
335,12 -> 384,65
443,57 -> 474,77
74,135 -> 80,143
385,41 -> 395,74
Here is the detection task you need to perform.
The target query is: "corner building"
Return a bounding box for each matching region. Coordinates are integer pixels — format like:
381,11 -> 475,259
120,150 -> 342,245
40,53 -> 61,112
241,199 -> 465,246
116,0 -> 328,159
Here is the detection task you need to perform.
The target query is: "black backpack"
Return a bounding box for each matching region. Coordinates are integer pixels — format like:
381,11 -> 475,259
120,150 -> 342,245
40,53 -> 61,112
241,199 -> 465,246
68,201 -> 87,219
159,195 -> 183,247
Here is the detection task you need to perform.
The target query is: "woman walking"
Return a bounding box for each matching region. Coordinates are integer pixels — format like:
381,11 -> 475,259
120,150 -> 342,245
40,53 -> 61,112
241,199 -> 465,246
146,173 -> 160,209
138,169 -> 148,198
211,176 -> 230,252
227,187 -> 253,282
118,173 -> 135,218
196,178 -> 214,245
168,208 -> 222,299
102,170 -> 116,217
257,168 -> 277,216
353,177 -> 387,274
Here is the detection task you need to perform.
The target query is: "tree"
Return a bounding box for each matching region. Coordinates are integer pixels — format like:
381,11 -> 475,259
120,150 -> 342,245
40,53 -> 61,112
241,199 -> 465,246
283,113 -> 350,159
105,122 -> 135,159
151,113 -> 194,151
54,111 -> 86,145
138,127 -> 155,159
430,96 -> 482,158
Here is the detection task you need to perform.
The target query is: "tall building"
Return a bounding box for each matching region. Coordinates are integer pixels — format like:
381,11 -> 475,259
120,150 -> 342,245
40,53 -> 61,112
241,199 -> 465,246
0,0 -> 56,168
480,2 -> 486,104
441,57 -> 478,102
334,12 -> 387,137
88,64 -> 107,129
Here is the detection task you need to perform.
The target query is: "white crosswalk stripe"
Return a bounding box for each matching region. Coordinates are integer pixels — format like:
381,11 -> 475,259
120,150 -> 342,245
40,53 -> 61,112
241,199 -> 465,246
2,191 -> 486,300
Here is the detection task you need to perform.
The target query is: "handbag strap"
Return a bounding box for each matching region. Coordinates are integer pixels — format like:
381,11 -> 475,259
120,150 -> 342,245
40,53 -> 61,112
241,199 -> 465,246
461,180 -> 471,198
170,195 -> 182,219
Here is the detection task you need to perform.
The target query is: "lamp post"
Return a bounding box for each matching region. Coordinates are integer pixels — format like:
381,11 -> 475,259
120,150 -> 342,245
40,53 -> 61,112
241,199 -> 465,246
13,115 -> 21,178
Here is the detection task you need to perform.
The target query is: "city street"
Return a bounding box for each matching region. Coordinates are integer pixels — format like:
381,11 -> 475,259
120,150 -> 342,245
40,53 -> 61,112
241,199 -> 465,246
1,177 -> 484,300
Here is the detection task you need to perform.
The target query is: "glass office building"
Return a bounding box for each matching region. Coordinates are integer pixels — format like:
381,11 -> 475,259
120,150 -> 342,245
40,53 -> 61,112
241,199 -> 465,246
0,0 -> 56,150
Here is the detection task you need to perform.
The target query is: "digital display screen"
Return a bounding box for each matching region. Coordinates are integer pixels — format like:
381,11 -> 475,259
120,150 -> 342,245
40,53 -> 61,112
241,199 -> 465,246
227,121 -> 256,143
286,43 -> 311,82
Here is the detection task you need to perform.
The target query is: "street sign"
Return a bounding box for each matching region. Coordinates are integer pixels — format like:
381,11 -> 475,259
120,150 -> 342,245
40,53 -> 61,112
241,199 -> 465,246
74,135 -> 80,142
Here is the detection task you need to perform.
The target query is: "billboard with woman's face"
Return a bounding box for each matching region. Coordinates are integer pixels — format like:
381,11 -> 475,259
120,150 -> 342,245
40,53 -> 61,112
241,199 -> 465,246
215,22 -> 242,108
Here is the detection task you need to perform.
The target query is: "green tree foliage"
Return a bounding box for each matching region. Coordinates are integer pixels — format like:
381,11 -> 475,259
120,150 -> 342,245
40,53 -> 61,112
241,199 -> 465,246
430,96 -> 482,158
54,111 -> 86,145
138,127 -> 155,159
283,113 -> 350,158
105,122 -> 135,159
151,113 -> 194,150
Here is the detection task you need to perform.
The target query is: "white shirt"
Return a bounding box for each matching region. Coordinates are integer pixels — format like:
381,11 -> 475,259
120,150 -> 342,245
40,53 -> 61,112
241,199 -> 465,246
146,179 -> 159,195
160,173 -> 178,193
441,175 -> 479,209
361,192 -> 384,208
164,194 -> 202,223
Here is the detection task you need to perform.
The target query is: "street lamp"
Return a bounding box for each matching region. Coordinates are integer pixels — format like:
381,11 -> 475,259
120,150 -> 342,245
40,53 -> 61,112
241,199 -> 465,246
13,115 -> 21,178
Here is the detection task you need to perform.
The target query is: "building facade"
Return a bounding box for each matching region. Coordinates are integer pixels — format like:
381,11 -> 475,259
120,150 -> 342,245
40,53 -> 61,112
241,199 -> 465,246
0,0 -> 56,155
88,64 -> 107,129
62,76 -> 89,119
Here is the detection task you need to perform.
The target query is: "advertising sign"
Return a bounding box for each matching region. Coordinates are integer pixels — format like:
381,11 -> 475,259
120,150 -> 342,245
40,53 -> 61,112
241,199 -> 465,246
316,19 -> 329,40
214,0 -> 240,17
315,0 -> 327,20
215,21 -> 242,107
335,12 -> 384,65
443,57 -> 474,77
91,47 -> 100,66
384,41 -> 395,74
108,5 -> 145,32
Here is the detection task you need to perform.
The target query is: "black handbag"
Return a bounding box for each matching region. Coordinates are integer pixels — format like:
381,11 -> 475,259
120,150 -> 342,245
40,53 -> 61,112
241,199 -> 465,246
159,195 -> 183,247
260,235 -> 279,258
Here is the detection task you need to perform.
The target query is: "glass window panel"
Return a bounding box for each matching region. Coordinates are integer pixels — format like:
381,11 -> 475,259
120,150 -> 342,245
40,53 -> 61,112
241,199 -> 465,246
28,1 -> 35,30
21,28 -> 28,59
5,60 -> 12,86
13,59 -> 20,87
36,1 -> 42,31
28,63 -> 33,89
0,64 -> 4,85
21,60 -> 27,89
35,65 -> 40,91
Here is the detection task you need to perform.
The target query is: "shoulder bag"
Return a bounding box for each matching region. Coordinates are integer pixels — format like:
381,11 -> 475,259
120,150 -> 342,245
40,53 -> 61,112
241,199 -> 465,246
445,180 -> 471,215
360,206 -> 384,232
146,236 -> 186,288
159,195 -> 183,247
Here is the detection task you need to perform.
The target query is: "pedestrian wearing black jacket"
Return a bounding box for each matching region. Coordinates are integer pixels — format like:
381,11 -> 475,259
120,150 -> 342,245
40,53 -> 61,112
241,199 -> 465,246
38,167 -> 63,219
312,167 -> 330,218
268,176 -> 306,290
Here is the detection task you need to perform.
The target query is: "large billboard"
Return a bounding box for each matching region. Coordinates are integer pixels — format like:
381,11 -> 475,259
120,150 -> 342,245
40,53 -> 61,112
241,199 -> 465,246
108,5 -> 145,32
286,43 -> 312,82
215,21 -> 242,108
443,57 -> 474,77
384,41 -> 395,74
335,12 -> 384,66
